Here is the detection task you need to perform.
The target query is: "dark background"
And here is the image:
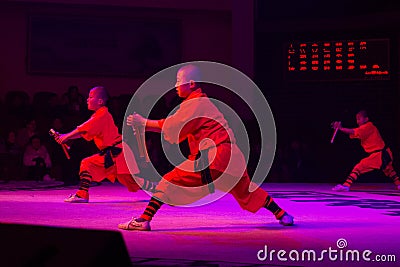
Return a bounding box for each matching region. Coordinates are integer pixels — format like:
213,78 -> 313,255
1,0 -> 400,184
254,0 -> 400,182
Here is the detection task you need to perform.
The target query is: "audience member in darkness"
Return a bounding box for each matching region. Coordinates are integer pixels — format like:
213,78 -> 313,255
61,85 -> 88,130
16,118 -> 38,149
6,130 -> 22,158
23,135 -> 52,181
4,91 -> 31,130
61,85 -> 86,116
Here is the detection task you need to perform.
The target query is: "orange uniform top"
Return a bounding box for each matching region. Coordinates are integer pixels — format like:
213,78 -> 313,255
350,121 -> 385,153
158,88 -> 246,177
77,106 -> 121,150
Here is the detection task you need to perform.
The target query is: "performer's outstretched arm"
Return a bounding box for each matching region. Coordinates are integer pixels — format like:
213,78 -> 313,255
332,121 -> 355,135
126,114 -> 161,133
55,128 -> 87,144
339,127 -> 355,135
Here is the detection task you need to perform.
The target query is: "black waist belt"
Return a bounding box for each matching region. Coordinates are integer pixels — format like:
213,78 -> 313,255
381,146 -> 391,171
194,149 -> 215,194
99,140 -> 122,169
369,145 -> 391,171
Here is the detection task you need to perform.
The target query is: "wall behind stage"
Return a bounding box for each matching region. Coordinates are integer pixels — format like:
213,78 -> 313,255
0,1 -> 232,99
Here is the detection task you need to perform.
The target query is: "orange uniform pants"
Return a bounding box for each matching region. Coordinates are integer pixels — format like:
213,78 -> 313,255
345,148 -> 400,187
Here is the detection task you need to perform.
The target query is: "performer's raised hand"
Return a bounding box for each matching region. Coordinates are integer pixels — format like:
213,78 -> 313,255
127,113 -> 146,127
55,133 -> 69,144
49,129 -> 62,144
331,121 -> 342,130
126,114 -> 134,126
49,129 -> 71,159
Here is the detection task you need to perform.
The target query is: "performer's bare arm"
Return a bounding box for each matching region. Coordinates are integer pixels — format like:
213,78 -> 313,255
339,127 -> 355,135
144,119 -> 162,132
332,121 -> 355,135
127,114 -> 161,133
56,128 -> 87,144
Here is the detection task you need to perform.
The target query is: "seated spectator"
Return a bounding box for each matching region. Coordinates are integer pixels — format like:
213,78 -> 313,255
6,130 -> 22,157
61,85 -> 86,116
4,91 -> 31,129
17,118 -> 38,149
61,86 -> 89,131
23,135 -> 53,181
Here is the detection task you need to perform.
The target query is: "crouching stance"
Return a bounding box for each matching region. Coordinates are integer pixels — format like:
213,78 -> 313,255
56,86 -> 156,203
332,110 -> 400,192
118,64 -> 294,230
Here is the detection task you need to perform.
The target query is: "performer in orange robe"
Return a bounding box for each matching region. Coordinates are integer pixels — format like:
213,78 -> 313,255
56,86 -> 155,203
332,110 -> 400,191
118,64 -> 294,231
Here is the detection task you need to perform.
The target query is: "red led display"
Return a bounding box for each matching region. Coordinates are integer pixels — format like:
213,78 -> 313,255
286,39 -> 390,81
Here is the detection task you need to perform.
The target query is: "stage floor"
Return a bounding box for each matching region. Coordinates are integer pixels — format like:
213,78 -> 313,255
0,181 -> 399,266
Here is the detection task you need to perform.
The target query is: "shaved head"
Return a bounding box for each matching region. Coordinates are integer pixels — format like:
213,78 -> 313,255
178,64 -> 202,84
357,110 -> 368,118
356,109 -> 369,126
91,86 -> 109,103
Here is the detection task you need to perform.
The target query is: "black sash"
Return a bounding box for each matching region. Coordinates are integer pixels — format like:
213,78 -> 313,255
195,149 -> 215,194
380,146 -> 391,171
99,140 -> 122,169
369,145 -> 391,171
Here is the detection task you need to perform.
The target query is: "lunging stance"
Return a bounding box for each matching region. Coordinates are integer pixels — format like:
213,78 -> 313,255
118,64 -> 294,230
331,110 -> 400,191
56,86 -> 156,203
